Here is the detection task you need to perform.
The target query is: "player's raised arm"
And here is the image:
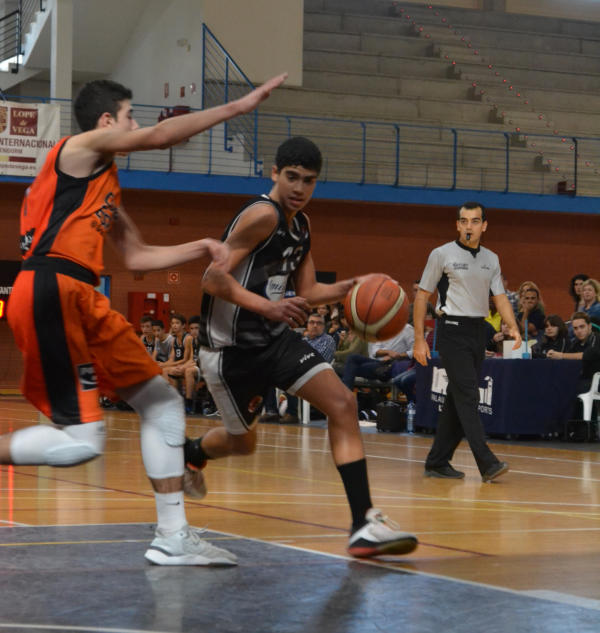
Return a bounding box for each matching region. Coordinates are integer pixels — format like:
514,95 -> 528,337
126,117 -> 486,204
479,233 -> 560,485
88,73 -> 287,155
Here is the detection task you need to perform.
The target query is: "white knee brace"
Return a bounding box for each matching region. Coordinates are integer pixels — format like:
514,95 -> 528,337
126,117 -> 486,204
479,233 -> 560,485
119,375 -> 185,447
10,421 -> 105,467
118,376 -> 185,479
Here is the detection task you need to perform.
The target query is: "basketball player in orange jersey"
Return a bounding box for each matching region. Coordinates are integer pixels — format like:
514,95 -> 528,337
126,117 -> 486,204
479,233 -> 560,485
184,136 -> 418,558
0,73 -> 286,566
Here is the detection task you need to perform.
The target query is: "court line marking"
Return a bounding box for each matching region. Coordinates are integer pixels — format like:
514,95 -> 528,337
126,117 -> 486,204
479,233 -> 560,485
0,624 -> 173,633
209,526 -> 600,612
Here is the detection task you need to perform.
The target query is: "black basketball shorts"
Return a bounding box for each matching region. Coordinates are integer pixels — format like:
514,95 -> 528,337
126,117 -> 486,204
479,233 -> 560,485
199,329 -> 330,434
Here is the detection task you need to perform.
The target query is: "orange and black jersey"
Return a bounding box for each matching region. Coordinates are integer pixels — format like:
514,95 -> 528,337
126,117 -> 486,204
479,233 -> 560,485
19,136 -> 121,280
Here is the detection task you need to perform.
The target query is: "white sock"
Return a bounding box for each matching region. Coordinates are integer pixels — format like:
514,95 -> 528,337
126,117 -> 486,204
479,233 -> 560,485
155,491 -> 187,534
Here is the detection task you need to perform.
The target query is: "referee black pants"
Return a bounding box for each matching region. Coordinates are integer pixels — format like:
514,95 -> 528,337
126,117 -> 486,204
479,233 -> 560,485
425,316 -> 499,475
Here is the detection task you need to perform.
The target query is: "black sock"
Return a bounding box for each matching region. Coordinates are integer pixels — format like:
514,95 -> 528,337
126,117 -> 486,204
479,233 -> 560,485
337,458 -> 372,531
184,436 -> 211,466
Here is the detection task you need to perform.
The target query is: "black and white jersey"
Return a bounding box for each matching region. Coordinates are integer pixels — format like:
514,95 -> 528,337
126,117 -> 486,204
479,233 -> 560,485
141,335 -> 155,356
172,333 -> 188,361
419,240 -> 505,317
191,336 -> 200,364
200,195 -> 311,349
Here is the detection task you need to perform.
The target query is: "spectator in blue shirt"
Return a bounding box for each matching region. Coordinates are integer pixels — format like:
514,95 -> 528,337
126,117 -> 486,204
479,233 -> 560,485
581,279 -> 600,325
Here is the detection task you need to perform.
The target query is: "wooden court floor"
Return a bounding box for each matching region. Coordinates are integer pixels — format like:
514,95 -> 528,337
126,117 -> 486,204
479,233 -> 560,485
1,396 -> 600,631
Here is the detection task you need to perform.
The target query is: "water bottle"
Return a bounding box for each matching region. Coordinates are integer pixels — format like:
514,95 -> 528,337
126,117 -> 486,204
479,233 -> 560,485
406,402 -> 416,433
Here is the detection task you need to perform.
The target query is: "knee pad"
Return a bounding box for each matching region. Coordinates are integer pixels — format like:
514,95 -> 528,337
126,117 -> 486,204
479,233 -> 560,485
10,421 -> 105,467
119,375 -> 185,447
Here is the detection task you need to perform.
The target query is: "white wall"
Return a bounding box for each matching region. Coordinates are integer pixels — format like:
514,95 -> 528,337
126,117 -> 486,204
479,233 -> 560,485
109,0 -> 208,108
202,0 -> 303,86
109,0 -> 301,109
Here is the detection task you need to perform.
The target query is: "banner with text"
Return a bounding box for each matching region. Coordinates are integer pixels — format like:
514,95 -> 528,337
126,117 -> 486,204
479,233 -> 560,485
0,101 -> 61,177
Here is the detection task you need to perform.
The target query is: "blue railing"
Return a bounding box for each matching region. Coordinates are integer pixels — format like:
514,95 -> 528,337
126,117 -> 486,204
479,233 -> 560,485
2,93 -> 599,197
201,23 -> 261,176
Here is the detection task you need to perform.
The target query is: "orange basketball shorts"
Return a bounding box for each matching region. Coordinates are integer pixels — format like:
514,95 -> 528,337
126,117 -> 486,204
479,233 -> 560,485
8,268 -> 160,425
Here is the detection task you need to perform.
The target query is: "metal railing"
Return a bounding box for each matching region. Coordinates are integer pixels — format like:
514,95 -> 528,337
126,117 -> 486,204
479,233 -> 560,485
0,9 -> 19,70
201,23 -> 261,175
3,92 -> 600,197
0,0 -> 46,71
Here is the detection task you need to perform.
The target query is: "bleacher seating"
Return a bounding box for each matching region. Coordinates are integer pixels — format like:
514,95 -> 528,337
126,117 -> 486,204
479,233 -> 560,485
257,1 -> 600,196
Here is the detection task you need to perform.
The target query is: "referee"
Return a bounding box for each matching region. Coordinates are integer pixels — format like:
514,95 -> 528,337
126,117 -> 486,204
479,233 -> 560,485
413,202 -> 521,481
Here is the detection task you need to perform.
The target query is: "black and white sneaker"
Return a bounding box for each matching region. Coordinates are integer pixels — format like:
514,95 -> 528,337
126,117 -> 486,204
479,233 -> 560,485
348,508 -> 418,558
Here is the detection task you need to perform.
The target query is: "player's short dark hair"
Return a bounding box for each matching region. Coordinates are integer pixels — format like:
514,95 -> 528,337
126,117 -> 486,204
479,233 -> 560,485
152,319 -> 165,329
170,313 -> 186,325
140,315 -> 153,324
275,136 -> 322,174
457,201 -> 486,222
572,311 -> 591,324
74,79 -> 133,132
188,315 -> 201,326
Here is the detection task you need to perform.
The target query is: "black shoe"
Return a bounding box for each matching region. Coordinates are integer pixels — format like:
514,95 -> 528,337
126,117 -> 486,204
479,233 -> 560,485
280,413 -> 299,424
258,412 -> 280,423
424,464 -> 465,479
482,461 -> 509,482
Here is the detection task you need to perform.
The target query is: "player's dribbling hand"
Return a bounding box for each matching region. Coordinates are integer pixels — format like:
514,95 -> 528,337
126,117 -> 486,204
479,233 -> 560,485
238,73 -> 288,113
202,238 -> 230,269
267,296 -> 310,328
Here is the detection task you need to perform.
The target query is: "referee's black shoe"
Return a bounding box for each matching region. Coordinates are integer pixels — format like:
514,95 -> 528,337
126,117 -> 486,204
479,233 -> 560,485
482,461 -> 509,482
424,464 -> 465,479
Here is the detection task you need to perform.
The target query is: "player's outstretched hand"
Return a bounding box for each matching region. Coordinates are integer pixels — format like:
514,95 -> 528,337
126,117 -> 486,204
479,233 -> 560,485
237,73 -> 288,114
201,238 -> 231,269
266,296 -> 310,328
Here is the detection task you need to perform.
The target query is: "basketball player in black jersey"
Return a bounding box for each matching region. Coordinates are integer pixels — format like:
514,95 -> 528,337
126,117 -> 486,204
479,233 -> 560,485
184,137 -> 417,558
139,315 -> 155,356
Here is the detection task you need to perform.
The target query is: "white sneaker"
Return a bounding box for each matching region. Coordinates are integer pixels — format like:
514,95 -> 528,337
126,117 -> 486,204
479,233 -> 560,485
347,508 -> 418,558
144,526 -> 237,566
183,465 -> 207,499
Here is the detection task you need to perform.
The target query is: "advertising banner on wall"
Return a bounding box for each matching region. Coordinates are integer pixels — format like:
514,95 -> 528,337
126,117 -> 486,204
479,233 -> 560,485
0,101 -> 61,177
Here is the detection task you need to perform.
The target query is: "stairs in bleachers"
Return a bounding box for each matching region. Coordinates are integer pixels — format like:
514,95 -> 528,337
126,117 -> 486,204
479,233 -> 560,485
258,0 -> 600,196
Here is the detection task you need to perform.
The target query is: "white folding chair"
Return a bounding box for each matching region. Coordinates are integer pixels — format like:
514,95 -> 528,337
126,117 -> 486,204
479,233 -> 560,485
578,371 -> 600,421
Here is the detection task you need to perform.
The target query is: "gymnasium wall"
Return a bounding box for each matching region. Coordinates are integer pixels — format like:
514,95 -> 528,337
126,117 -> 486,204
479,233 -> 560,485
108,0 -> 302,108
0,182 -> 597,387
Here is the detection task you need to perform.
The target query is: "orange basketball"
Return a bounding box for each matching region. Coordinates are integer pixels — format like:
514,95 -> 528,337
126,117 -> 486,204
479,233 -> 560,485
344,274 -> 409,342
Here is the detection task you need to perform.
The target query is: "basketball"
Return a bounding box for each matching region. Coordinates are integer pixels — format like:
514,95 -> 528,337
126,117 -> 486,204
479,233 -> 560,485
344,274 -> 409,342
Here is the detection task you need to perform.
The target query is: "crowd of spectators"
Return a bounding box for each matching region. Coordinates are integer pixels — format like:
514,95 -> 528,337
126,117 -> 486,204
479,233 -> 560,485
132,272 -> 600,426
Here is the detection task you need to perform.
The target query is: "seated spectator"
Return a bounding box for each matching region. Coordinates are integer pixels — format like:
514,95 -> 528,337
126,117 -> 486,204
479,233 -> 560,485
332,317 -> 368,376
486,319 -> 522,355
531,314 -> 569,358
151,319 -> 173,365
547,312 -> 600,398
183,316 -> 203,414
341,322 -> 415,391
580,279 -> 600,325
161,314 -> 192,388
484,296 -> 502,349
517,284 -> 545,341
569,273 -> 589,312
328,314 -> 343,346
502,274 -> 519,316
139,315 -> 155,356
282,312 -> 336,423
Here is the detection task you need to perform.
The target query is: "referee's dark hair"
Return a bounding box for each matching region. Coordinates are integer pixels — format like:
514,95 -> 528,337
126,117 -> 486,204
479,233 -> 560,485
458,201 -> 486,222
